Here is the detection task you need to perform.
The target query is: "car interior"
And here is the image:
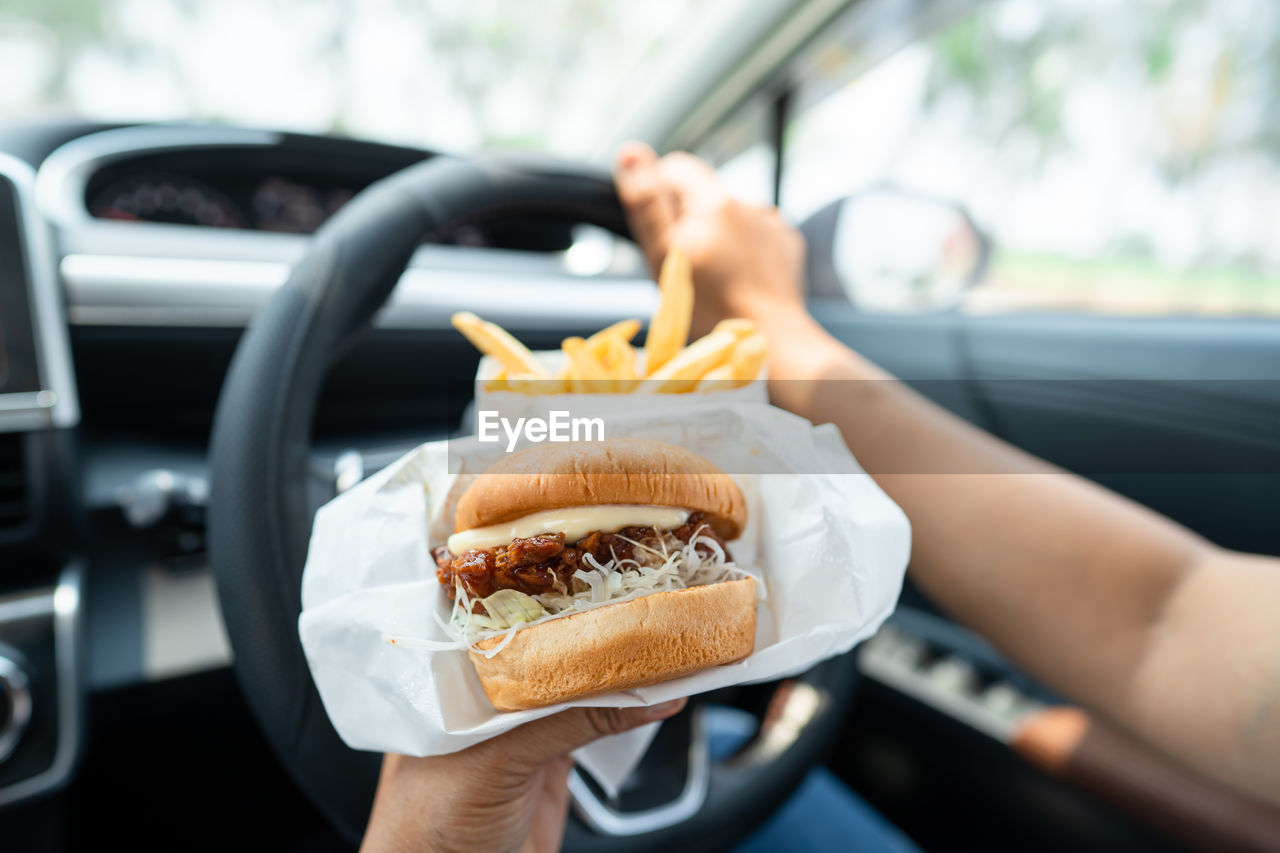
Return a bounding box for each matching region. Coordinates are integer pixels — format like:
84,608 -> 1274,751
2,0 -> 1279,850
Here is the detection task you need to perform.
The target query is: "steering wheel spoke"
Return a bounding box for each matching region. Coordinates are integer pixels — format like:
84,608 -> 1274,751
570,705 -> 711,835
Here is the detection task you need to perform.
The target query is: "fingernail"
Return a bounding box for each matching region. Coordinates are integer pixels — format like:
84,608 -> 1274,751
643,698 -> 688,720
619,153 -> 641,171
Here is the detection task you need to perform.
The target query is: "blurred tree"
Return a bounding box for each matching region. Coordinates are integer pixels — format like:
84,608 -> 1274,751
0,0 -> 106,107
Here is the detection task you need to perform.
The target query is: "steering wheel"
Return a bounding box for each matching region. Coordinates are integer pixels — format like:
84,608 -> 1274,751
207,155 -> 861,850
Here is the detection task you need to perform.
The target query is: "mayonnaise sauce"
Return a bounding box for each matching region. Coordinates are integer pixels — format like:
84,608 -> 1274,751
446,505 -> 689,553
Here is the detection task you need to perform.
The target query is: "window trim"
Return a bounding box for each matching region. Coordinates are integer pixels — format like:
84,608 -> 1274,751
685,0 -> 984,204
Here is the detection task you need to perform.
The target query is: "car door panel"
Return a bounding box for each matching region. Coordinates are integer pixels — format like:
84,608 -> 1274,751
805,301 -> 994,428
813,307 -> 1280,555
959,314 -> 1280,557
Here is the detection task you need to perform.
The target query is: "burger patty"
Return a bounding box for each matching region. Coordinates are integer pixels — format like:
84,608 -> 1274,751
432,511 -> 729,601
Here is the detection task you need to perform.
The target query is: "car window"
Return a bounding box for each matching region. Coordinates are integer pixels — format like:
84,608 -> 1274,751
0,0 -> 716,158
694,93 -> 776,207
768,0 -> 1280,317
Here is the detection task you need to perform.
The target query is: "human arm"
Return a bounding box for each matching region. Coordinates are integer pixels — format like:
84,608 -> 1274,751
613,143 -> 1280,804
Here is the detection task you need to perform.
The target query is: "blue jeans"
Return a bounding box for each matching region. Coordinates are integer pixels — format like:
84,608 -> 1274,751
732,767 -> 921,853
703,706 -> 919,853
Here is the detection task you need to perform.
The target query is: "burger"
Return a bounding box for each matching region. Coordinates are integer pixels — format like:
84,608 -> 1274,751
432,437 -> 758,711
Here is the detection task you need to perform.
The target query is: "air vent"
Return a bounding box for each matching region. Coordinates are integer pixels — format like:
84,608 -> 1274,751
0,435 -> 28,532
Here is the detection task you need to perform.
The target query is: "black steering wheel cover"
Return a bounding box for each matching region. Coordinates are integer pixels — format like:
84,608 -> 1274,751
208,156 -> 628,841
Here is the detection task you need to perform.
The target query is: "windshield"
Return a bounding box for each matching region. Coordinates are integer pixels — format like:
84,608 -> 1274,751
0,0 -> 706,155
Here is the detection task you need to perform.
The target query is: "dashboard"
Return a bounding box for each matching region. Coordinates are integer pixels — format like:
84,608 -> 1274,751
68,130 -> 577,250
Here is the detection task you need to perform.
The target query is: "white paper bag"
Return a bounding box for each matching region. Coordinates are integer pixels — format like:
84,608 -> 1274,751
298,403 -> 910,796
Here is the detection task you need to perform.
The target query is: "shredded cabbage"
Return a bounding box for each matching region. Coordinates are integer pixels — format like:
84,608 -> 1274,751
442,524 -> 753,655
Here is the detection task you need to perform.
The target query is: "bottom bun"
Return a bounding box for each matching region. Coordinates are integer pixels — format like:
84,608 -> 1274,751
470,577 -> 758,711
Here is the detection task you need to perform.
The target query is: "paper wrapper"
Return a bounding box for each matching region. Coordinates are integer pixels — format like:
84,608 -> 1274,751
298,404 -> 910,797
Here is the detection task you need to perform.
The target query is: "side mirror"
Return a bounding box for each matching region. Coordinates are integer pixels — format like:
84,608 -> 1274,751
801,187 -> 991,312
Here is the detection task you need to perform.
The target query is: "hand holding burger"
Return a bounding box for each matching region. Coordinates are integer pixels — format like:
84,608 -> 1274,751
363,699 -> 688,852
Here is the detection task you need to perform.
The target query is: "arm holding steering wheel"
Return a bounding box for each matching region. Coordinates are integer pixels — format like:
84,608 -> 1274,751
610,142 -> 1280,807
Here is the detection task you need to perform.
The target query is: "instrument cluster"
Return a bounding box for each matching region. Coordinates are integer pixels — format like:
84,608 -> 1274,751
89,171 -> 357,234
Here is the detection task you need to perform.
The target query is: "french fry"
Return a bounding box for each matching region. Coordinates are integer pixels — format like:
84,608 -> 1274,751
563,336 -> 611,392
693,363 -> 735,392
701,364 -> 735,381
712,318 -> 758,340
456,281 -> 759,397
507,372 -> 546,395
644,246 -> 693,375
597,337 -> 638,391
585,318 -> 641,352
586,321 -> 640,391
539,370 -> 571,394
561,351 -> 589,392
556,362 -> 574,393
644,329 -> 738,393
451,311 -> 550,378
727,333 -> 768,382
485,369 -> 511,392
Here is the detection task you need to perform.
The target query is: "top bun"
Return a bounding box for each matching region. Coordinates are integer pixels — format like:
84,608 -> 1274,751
455,438 -> 747,539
